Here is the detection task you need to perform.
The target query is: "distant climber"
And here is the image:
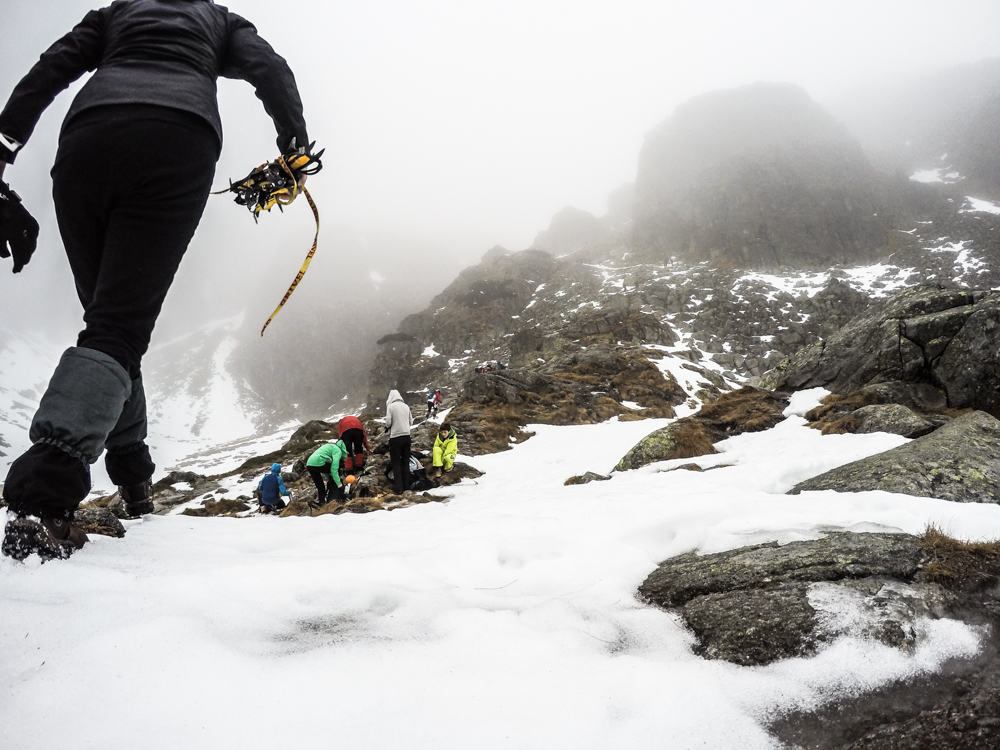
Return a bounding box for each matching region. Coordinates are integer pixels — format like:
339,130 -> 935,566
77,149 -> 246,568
306,440 -> 348,505
0,0 -> 315,561
258,463 -> 291,514
337,415 -> 370,473
429,423 -> 458,479
425,388 -> 442,419
385,389 -> 413,494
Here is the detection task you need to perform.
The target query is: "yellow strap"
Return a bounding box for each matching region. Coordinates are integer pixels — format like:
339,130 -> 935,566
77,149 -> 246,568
260,184 -> 319,336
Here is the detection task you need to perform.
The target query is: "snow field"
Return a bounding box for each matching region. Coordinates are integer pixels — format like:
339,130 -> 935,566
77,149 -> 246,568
3,387 -> 999,748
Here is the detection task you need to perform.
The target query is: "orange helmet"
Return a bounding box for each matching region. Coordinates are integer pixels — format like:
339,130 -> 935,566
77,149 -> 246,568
345,475 -> 357,485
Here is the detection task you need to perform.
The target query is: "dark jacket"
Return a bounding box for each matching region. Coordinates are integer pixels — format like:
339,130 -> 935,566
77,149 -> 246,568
258,464 -> 290,506
0,0 -> 308,163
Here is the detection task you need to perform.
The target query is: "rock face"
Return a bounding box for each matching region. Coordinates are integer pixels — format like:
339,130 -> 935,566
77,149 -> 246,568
639,532 -> 938,666
632,83 -> 889,268
615,387 -> 787,471
766,285 -> 1000,416
790,410 -> 1000,502
449,349 -> 689,454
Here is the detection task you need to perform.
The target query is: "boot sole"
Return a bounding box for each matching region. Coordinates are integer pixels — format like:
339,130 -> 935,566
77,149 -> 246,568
2,518 -> 77,562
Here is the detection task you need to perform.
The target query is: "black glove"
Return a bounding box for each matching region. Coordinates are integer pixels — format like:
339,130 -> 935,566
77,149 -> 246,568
0,180 -> 39,273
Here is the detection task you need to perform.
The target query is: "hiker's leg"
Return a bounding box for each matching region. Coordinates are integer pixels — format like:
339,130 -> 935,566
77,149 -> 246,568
400,436 -> 412,491
56,107 -> 217,377
443,454 -> 455,471
308,467 -> 327,502
432,444 -> 443,468
388,437 -> 406,494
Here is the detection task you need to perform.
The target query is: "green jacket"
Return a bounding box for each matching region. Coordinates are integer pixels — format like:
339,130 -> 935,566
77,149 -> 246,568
306,440 -> 347,486
434,429 -> 458,460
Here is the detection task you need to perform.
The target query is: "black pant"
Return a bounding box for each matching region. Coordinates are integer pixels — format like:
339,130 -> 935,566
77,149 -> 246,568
341,428 -> 365,466
52,104 -> 219,378
308,465 -> 344,503
388,435 -> 412,494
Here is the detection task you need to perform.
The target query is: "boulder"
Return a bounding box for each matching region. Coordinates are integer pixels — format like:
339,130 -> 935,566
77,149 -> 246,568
789,410 -> 1000,503
639,532 -> 947,666
852,403 -> 940,438
73,508 -> 126,538
639,532 -> 924,607
564,472 -> 611,486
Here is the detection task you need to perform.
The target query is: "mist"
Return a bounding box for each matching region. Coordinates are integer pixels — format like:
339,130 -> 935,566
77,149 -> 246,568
2,0 -> 1000,412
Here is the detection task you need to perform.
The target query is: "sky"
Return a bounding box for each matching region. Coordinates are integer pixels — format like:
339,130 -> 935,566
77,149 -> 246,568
1,0 -> 1000,339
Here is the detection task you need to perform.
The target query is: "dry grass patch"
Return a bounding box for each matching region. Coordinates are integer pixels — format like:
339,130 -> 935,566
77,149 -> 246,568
921,526 -> 1000,590
672,421 -> 719,460
698,386 -> 786,435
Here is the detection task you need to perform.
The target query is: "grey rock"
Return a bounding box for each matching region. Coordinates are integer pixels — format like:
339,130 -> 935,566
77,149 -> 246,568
852,403 -> 939,438
74,508 -> 126,538
682,583 -> 819,665
639,532 -> 924,607
789,410 -> 1000,502
564,471 -> 611,486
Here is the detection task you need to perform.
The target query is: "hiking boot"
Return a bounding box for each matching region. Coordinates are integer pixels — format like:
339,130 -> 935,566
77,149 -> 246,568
2,511 -> 89,562
119,479 -> 154,517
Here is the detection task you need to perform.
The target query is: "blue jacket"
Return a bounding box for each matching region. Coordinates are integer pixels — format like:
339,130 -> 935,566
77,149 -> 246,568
258,464 -> 290,506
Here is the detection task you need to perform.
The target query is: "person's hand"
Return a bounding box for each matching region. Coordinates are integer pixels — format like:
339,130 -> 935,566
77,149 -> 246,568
297,172 -> 308,190
0,179 -> 39,273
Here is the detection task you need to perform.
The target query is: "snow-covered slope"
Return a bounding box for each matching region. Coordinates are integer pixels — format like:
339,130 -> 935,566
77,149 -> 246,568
2,389 -> 996,749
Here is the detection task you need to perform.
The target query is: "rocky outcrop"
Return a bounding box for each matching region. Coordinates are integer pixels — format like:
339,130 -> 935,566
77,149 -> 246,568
615,387 -> 787,470
447,349 -> 691,454
790,410 -> 1000,502
639,532 -> 938,666
766,285 -> 1000,417
632,82 -> 890,268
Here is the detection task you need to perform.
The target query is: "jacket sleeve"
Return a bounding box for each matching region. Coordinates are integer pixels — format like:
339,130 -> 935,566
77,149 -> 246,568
0,9 -> 106,163
220,13 -> 309,154
278,477 -> 289,496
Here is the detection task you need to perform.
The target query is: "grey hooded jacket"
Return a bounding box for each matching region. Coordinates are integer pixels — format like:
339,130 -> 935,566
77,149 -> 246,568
384,390 -> 412,439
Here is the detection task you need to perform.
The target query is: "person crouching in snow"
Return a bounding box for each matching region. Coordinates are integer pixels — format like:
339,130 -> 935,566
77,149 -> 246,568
258,463 -> 291,514
306,440 -> 347,505
429,423 -> 458,479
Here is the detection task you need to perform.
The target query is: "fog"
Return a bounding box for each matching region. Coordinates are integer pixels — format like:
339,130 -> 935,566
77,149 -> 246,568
2,0 -> 1000,410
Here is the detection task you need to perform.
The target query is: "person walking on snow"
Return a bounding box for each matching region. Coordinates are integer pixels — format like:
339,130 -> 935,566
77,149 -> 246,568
306,440 -> 348,505
429,423 -> 457,479
0,0 -> 314,561
385,389 -> 413,494
258,463 -> 291,514
337,415 -> 370,473
425,388 -> 442,419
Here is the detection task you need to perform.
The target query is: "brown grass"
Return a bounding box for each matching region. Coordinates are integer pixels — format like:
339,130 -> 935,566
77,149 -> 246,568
819,415 -> 860,435
921,526 -> 1000,590
672,421 -> 719,460
805,391 -> 880,423
698,386 -> 784,434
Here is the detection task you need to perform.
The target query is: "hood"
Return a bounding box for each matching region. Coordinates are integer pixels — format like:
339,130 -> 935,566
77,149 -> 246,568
387,389 -> 403,405
270,463 -> 281,473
